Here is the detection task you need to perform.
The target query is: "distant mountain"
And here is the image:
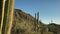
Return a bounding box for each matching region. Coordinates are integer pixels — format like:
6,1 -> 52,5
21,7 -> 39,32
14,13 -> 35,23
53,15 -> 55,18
48,23 -> 60,32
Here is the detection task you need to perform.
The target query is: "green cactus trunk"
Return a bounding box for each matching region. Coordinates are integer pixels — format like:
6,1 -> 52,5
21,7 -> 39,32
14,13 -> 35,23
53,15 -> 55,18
34,13 -> 37,32
37,12 -> 39,31
37,12 -> 39,23
1,0 -> 15,34
0,0 -> 6,34
34,12 -> 39,32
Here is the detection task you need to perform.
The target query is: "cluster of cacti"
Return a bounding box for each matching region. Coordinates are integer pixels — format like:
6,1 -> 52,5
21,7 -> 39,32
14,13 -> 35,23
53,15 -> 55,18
0,0 -> 15,34
34,12 -> 40,32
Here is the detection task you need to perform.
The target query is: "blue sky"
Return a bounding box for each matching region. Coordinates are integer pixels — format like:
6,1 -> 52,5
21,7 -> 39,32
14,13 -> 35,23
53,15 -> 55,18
15,0 -> 60,24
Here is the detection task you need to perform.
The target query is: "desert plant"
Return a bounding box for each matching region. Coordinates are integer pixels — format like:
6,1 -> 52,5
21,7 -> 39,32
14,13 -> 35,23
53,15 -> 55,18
0,0 -> 6,34
1,0 -> 15,34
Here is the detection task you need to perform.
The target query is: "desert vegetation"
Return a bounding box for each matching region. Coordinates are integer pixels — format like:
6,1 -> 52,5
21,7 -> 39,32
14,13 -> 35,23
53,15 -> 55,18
0,0 -> 60,34
10,9 -> 60,34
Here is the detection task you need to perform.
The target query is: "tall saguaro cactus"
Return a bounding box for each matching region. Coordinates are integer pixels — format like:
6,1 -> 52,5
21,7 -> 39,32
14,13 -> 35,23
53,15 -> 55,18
0,0 -> 15,34
37,12 -> 39,23
34,12 -> 39,32
34,13 -> 37,32
0,0 -> 6,34
37,12 -> 39,32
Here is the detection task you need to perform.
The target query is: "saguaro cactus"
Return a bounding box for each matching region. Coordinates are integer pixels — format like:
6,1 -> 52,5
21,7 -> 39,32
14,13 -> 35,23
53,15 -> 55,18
37,12 -> 39,32
37,12 -> 39,24
1,0 -> 15,34
34,13 -> 37,32
0,0 -> 6,34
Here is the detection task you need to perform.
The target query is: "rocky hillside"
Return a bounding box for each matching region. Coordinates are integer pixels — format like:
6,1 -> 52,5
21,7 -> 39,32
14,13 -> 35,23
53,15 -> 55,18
10,9 -> 60,34
0,8 -> 60,34
11,9 -> 43,34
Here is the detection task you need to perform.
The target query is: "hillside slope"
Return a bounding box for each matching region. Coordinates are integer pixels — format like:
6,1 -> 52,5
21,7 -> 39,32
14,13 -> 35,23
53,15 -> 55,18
11,9 -> 43,34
